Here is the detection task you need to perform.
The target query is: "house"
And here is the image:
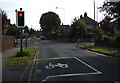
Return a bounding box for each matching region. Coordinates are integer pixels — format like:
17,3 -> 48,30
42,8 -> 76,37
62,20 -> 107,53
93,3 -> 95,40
100,17 -> 120,35
80,12 -> 99,35
60,25 -> 71,34
112,21 -> 120,34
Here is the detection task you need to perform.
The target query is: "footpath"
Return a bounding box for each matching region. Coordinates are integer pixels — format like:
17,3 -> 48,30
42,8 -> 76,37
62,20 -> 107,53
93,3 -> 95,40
2,46 -> 38,82
2,47 -> 25,81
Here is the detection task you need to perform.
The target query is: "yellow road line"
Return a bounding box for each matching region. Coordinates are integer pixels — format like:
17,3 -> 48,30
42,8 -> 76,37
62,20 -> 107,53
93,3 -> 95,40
28,48 -> 37,83
33,49 -> 39,82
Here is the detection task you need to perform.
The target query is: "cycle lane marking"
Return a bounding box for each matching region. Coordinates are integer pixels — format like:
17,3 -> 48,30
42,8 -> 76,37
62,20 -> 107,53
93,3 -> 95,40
40,57 -> 102,82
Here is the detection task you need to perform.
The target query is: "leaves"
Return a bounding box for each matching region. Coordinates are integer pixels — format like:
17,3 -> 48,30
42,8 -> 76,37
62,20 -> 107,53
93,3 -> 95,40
99,1 -> 120,21
40,11 -> 61,34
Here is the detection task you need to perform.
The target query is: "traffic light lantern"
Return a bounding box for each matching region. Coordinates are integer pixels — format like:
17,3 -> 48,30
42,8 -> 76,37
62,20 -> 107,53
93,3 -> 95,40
17,11 -> 24,27
76,27 -> 79,32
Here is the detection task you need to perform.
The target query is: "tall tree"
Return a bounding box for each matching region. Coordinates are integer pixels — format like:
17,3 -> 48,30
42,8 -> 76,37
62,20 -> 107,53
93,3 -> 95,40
99,1 -> 120,28
1,10 -> 10,35
39,11 -> 61,39
6,24 -> 20,38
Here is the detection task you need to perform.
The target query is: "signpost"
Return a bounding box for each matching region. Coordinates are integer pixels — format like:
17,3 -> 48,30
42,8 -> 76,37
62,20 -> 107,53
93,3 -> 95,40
16,8 -> 25,53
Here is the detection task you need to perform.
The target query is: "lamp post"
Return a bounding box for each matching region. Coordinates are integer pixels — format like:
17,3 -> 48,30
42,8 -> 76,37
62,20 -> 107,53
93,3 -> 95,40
56,7 -> 65,24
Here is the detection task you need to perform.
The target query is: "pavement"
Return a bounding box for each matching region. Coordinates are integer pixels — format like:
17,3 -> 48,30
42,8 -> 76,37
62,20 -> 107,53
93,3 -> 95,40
2,47 -> 20,67
2,47 -> 25,81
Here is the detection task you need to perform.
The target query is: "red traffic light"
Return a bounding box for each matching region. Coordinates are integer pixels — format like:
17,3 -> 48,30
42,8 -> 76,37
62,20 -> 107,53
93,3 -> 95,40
19,13 -> 23,17
77,27 -> 79,29
17,11 -> 24,26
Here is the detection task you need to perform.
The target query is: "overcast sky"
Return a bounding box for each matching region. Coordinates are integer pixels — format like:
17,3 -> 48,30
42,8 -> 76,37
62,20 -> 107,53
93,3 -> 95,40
1,0 -> 105,30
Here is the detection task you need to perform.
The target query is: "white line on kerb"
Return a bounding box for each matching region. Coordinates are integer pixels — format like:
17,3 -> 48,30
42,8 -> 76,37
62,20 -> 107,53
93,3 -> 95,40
41,57 -> 102,82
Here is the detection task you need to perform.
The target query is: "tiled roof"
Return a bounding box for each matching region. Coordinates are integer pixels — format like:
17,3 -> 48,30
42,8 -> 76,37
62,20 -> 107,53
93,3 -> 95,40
81,16 -> 98,25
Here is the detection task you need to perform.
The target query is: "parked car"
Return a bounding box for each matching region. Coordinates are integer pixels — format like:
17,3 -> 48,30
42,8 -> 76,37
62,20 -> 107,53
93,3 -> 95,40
40,36 -> 46,40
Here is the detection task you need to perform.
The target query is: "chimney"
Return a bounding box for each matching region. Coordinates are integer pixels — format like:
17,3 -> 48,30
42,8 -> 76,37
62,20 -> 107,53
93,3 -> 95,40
80,15 -> 82,19
84,12 -> 87,17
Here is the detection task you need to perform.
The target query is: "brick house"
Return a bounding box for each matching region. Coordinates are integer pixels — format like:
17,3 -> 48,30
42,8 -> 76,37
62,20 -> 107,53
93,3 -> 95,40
60,25 -> 71,34
80,12 -> 99,35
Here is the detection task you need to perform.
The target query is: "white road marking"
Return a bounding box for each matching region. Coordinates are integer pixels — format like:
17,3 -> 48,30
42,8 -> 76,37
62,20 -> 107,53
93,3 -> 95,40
74,57 -> 102,74
34,57 -> 74,61
42,72 -> 101,82
115,81 -> 120,83
41,57 -> 102,82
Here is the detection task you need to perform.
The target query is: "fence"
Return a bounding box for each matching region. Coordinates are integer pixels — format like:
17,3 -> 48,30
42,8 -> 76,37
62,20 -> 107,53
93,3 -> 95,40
2,35 -> 15,51
96,41 -> 120,48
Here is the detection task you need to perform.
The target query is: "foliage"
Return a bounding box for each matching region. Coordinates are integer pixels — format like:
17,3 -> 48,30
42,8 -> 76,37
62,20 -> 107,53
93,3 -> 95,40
6,25 -> 20,37
1,10 -> 10,35
70,17 -> 87,38
94,27 -> 104,42
40,11 -> 61,39
5,47 -> 35,66
16,51 -> 30,57
78,45 -> 119,57
24,25 -> 29,33
99,1 -> 120,28
28,28 -> 35,36
116,36 -> 120,42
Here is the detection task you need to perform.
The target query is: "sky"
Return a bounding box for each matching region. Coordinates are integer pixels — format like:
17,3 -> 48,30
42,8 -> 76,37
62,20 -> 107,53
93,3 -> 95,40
1,0 -> 105,30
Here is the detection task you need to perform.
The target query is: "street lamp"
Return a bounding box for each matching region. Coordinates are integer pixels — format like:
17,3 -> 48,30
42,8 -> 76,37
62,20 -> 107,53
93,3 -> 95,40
55,7 -> 65,24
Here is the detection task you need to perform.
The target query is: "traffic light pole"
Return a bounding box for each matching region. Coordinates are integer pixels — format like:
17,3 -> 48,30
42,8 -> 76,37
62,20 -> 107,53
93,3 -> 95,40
76,32 -> 78,45
20,28 -> 23,53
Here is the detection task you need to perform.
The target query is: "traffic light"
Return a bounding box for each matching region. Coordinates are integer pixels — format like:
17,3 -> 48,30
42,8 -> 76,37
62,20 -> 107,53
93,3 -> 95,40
76,27 -> 79,32
17,11 -> 24,27
77,27 -> 79,29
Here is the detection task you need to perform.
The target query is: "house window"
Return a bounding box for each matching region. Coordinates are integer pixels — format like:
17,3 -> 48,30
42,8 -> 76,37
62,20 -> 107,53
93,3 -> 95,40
86,25 -> 93,34
87,25 -> 93,29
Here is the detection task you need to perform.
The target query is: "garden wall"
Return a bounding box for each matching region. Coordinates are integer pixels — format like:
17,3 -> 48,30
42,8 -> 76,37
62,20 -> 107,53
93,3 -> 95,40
96,41 -> 120,48
2,35 -> 15,51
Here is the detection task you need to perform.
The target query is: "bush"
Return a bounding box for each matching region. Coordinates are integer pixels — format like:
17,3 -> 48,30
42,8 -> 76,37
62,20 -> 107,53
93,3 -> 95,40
84,34 -> 94,38
104,36 -> 110,41
58,34 -> 63,39
116,36 -> 120,42
16,51 -> 30,57
94,27 -> 104,42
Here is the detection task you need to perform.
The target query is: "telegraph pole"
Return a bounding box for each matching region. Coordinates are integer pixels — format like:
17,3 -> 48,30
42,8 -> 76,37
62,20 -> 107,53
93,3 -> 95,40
94,0 -> 96,46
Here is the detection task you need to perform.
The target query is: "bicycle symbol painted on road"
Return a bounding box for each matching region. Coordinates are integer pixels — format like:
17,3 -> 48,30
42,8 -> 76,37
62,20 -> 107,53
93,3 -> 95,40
45,62 -> 68,69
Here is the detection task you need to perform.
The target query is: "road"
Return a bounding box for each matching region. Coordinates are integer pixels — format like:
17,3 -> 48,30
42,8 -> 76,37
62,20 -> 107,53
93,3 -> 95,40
21,39 -> 120,82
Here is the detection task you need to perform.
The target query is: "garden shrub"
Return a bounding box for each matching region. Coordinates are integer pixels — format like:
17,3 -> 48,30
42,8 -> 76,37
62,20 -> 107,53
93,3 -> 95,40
16,51 -> 30,57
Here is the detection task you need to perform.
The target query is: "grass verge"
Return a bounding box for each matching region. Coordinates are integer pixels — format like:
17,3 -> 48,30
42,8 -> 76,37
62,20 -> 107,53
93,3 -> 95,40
77,45 -> 120,59
5,47 -> 35,66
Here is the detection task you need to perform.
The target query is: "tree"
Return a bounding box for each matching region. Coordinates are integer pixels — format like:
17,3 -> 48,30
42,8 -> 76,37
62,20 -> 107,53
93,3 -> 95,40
39,11 -> 61,39
1,10 -> 10,35
24,25 -> 29,34
28,28 -> 36,37
71,17 -> 87,39
94,27 -> 104,42
99,1 -> 120,28
6,24 -> 20,38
